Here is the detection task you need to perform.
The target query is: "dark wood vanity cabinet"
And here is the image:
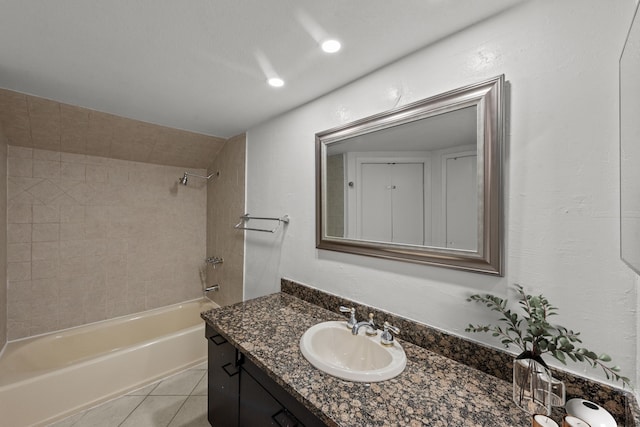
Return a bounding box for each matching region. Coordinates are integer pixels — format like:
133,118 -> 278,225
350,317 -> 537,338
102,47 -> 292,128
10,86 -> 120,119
206,325 -> 327,427
206,326 -> 240,427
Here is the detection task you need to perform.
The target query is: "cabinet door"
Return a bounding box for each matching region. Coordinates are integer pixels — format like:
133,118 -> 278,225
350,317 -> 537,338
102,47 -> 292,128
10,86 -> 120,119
241,358 -> 327,427
207,326 -> 240,427
239,368 -> 299,426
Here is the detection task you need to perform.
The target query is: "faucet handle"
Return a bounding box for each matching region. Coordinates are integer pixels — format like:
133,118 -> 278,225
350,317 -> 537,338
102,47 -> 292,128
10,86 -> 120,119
339,306 -> 357,329
365,313 -> 377,336
380,321 -> 400,346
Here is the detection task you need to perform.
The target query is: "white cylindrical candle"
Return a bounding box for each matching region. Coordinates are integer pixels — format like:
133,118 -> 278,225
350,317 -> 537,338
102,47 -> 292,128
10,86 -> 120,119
533,414 -> 560,427
562,415 -> 591,427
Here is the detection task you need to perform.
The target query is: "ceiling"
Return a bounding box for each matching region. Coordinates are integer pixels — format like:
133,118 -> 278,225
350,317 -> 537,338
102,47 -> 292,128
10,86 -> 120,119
0,1 -> 524,139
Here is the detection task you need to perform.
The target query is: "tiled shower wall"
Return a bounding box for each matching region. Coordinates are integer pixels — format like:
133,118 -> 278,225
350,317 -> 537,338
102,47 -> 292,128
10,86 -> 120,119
6,147 -> 208,340
206,133 -> 245,306
0,129 -> 7,348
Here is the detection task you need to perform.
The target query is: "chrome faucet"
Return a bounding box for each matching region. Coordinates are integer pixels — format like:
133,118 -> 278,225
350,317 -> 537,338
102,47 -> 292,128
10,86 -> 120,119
351,313 -> 377,336
380,321 -> 400,346
339,306 -> 357,329
205,284 -> 219,293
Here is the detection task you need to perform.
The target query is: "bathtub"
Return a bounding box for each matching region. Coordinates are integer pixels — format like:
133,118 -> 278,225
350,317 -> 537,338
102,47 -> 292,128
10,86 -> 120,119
0,298 -> 217,427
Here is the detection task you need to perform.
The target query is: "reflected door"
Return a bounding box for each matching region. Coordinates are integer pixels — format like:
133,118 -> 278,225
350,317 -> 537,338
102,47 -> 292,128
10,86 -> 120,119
444,154 -> 477,250
359,163 -> 425,245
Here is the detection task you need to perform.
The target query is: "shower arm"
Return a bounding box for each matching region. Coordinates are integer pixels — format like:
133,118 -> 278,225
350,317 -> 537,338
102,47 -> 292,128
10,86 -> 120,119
184,171 -> 218,180
179,170 -> 219,185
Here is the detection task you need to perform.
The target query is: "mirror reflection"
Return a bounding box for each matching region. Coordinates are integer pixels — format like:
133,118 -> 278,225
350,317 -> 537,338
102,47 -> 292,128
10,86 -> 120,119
325,106 -> 478,250
316,75 -> 504,275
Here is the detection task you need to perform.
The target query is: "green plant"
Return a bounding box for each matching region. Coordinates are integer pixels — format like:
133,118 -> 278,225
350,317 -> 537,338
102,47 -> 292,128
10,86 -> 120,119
465,284 -> 630,387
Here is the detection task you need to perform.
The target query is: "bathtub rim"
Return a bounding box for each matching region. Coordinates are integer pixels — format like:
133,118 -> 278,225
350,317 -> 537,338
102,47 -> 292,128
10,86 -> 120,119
3,296 -> 217,347
0,297 -> 216,427
0,296 -> 217,388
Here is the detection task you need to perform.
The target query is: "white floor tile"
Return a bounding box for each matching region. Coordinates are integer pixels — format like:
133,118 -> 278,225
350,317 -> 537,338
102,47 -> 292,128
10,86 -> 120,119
120,396 -> 187,427
167,396 -> 209,427
72,395 -> 145,427
191,374 -> 208,396
151,369 -> 206,396
127,381 -> 160,396
47,364 -> 210,427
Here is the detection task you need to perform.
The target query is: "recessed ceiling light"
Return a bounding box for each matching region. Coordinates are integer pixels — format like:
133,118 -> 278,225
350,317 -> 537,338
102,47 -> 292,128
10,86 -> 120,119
268,77 -> 285,88
321,39 -> 341,53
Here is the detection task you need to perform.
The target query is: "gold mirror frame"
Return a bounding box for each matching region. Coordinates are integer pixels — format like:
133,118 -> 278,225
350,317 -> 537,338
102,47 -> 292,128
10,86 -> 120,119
316,75 -> 505,275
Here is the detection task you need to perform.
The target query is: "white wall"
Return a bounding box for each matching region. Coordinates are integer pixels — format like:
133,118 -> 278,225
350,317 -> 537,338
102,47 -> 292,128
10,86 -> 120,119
245,0 -> 640,388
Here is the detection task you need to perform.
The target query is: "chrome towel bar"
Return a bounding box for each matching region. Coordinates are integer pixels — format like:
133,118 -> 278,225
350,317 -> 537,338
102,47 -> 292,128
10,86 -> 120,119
234,213 -> 290,233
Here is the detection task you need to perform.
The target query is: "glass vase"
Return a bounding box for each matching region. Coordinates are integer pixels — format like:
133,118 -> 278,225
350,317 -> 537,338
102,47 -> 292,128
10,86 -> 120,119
513,352 -> 553,415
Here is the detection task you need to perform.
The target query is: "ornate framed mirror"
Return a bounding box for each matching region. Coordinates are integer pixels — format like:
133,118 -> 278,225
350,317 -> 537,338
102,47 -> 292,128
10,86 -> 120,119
316,75 -> 505,275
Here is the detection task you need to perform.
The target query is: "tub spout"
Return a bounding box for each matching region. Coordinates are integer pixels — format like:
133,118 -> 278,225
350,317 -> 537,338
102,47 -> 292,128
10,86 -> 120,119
205,285 -> 220,293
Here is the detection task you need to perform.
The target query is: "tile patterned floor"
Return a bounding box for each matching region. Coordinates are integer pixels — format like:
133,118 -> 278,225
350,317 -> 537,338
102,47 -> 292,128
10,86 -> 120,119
48,363 -> 209,427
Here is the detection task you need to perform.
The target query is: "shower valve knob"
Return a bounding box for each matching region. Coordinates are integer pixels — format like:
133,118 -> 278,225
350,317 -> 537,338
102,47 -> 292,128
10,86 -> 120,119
206,257 -> 224,265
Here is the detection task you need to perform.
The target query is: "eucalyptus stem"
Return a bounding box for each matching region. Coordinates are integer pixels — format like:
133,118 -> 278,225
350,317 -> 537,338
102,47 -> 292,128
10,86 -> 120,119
466,285 -> 630,388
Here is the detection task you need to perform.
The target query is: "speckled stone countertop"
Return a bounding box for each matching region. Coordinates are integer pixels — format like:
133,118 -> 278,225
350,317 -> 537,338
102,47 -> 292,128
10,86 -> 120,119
201,292 -> 532,427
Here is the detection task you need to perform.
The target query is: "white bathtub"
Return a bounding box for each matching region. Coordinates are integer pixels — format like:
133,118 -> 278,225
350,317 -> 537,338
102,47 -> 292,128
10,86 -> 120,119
0,298 -> 217,427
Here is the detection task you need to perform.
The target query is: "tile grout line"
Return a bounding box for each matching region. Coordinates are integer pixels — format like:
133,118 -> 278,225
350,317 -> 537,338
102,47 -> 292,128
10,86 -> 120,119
117,380 -> 163,427
164,369 -> 208,427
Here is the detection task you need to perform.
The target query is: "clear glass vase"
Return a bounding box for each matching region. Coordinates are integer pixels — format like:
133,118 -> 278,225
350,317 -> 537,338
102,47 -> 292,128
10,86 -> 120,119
513,353 -> 553,415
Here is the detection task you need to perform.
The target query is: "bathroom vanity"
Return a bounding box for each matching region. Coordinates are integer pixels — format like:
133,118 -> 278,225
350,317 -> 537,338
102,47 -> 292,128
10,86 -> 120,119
202,292 -> 533,426
206,325 -> 326,426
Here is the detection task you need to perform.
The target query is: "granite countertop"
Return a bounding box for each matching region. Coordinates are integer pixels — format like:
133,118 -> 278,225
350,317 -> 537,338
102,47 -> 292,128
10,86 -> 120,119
201,292 -> 532,427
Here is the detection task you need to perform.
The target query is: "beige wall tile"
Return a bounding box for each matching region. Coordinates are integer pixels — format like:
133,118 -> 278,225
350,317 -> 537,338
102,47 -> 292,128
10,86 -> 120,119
1,128 -> 10,348
86,164 -> 108,183
33,204 -> 60,223
8,157 -> 33,177
26,180 -> 64,204
8,298 -> 31,322
61,104 -> 89,154
33,149 -> 60,161
8,223 -> 32,243
0,90 -> 32,147
8,145 -> 32,159
32,259 -> 58,280
60,205 -> 85,223
32,223 -> 59,242
31,278 -> 59,300
32,241 -> 59,261
4,154 -> 210,340
27,96 -> 61,151
61,162 -> 86,181
7,262 -> 31,281
2,90 -> 223,341
58,257 -> 86,279
60,240 -> 87,259
8,176 -> 39,201
8,243 -> 31,263
60,222 -> 85,240
7,204 -> 32,224
33,159 -> 61,179
7,190 -> 36,207
60,152 -> 87,163
206,133 -> 245,307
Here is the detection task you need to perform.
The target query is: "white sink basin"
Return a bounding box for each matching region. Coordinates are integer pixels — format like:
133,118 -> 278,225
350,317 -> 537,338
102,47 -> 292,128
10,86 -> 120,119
299,321 -> 406,382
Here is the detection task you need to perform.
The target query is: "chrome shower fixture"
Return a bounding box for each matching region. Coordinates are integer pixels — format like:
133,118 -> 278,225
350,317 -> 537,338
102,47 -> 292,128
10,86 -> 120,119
178,171 -> 219,186
179,172 -> 188,185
